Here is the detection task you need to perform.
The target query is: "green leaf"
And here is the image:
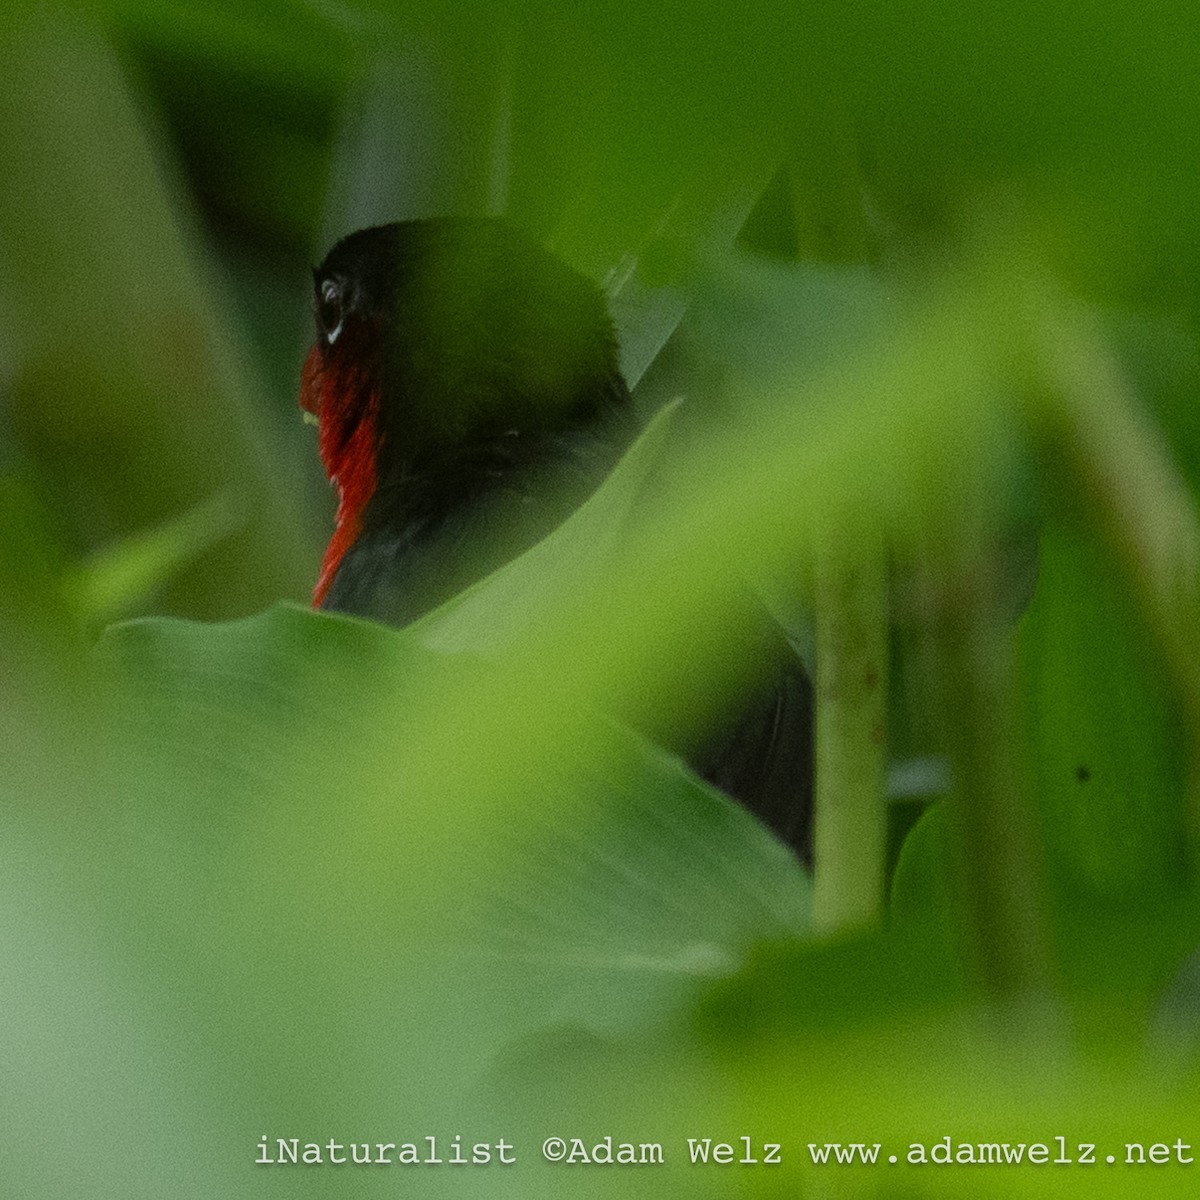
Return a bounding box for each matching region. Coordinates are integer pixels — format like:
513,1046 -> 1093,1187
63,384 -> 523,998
76,490 -> 244,625
0,603 -> 809,1196
415,398 -> 680,654
1017,521 -> 1189,901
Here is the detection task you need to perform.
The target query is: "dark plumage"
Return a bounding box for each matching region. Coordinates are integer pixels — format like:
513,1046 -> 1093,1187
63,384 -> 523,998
301,217 -> 813,861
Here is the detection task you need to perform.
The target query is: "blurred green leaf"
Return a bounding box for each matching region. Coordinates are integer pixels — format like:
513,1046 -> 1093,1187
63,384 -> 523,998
76,489 -> 244,625
1017,522 -> 1189,901
0,603 -> 809,1198
416,398 -> 680,654
0,7 -> 313,618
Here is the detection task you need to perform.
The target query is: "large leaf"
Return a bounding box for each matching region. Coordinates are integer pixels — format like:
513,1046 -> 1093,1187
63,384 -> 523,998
0,600 -> 808,1199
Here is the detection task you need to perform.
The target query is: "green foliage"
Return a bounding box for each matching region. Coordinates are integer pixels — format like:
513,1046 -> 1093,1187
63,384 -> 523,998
3,2 -> 1200,1198
1018,522 -> 1188,901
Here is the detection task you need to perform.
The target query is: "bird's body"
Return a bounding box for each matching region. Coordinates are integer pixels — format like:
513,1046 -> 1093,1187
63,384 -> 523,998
301,217 -> 813,861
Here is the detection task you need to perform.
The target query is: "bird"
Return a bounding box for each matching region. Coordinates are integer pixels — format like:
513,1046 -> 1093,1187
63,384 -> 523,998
300,217 -> 813,862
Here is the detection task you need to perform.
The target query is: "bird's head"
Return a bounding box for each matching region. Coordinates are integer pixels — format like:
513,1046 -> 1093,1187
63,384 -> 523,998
300,217 -> 630,606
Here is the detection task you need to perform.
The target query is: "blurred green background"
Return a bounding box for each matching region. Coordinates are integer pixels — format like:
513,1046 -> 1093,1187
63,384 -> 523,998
4,1 -> 1200,1196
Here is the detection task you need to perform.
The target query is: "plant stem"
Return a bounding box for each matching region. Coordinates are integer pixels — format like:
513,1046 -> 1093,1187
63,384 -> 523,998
936,556 -> 1054,1002
812,531 -> 889,933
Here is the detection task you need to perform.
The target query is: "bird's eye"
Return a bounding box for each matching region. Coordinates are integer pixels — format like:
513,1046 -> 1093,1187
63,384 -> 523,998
318,278 -> 344,345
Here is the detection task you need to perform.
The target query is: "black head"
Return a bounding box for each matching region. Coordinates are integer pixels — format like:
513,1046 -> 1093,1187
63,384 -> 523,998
311,217 -> 630,466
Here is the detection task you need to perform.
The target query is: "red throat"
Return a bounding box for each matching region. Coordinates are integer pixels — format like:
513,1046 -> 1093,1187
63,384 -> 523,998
301,343 -> 381,607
